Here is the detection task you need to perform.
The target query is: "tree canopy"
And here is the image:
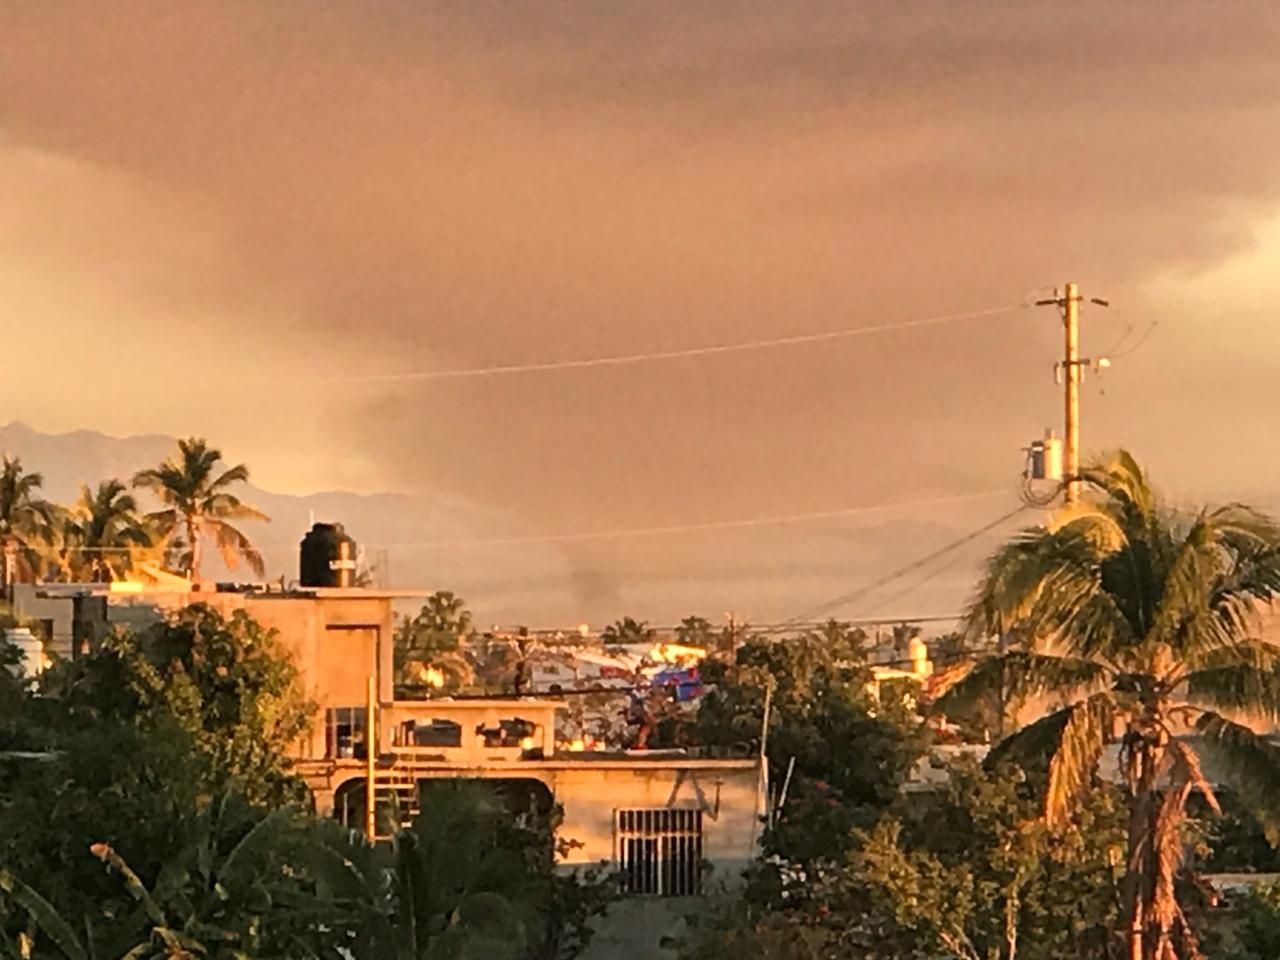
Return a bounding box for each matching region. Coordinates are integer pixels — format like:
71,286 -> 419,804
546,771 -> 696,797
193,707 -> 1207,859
934,451 -> 1280,959
394,591 -> 477,694
133,437 -> 269,580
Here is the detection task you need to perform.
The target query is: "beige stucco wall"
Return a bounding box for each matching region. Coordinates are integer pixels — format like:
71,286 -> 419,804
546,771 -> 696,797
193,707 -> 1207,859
317,758 -> 759,871
552,763 -> 758,960
65,589 -> 396,760
323,758 -> 760,960
548,762 -> 758,870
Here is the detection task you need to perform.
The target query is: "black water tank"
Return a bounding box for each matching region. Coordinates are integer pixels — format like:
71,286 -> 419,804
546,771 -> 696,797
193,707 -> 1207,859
299,522 -> 357,588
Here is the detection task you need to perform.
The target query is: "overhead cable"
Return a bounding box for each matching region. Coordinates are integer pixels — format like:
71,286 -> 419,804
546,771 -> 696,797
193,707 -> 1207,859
365,490 -> 1013,547
320,304 -> 1024,384
779,503 -> 1030,626
49,490 -> 1011,552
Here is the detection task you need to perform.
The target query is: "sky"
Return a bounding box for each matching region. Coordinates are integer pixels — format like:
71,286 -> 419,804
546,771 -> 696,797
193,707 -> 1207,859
2,2 -> 1280,625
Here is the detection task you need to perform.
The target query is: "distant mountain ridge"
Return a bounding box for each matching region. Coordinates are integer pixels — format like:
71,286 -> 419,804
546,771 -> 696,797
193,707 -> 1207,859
0,421 -> 573,619
0,422 -> 981,629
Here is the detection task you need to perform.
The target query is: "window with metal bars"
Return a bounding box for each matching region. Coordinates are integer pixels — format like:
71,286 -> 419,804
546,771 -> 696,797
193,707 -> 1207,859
615,808 -> 704,896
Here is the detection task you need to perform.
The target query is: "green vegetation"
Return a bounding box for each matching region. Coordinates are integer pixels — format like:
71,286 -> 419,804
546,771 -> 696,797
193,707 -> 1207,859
0,457 -> 58,583
6,445 -> 1280,959
937,452 -> 1280,959
679,453 -> 1280,960
48,605 -> 313,806
395,590 -> 478,692
689,621 -> 925,864
682,760 -> 1126,960
0,437 -> 266,587
58,479 -> 154,582
0,606 -> 611,960
133,437 -> 269,581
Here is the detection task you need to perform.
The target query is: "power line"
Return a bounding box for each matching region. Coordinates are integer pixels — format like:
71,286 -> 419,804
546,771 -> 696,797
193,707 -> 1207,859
859,540 -> 989,618
779,503 -> 1030,626
1109,320 -> 1159,359
319,304 -> 1024,385
43,490 -> 1010,552
346,490 -> 1013,547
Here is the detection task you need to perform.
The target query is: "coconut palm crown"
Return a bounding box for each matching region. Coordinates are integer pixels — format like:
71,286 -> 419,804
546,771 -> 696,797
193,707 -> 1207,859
133,438 -> 269,581
934,451 -> 1280,960
0,455 -> 59,583
61,479 -> 155,582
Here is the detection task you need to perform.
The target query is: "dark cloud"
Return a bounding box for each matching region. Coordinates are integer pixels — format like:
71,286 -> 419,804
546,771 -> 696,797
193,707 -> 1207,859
2,1 -> 1279,623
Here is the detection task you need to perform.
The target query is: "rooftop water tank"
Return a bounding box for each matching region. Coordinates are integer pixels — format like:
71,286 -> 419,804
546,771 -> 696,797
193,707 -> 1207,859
300,522 -> 357,588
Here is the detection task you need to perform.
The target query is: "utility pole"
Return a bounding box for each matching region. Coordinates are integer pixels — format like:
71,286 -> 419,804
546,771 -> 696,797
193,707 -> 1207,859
1063,282 -> 1082,505
1033,283 -> 1109,505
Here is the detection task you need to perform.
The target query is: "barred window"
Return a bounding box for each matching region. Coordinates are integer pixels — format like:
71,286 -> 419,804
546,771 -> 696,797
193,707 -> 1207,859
616,808 -> 703,896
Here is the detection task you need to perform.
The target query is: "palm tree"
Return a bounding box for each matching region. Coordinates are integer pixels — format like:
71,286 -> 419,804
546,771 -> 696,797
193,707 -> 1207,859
60,479 -> 155,582
601,616 -> 653,647
935,451 -> 1280,960
395,591 -> 477,693
132,438 -> 269,581
0,456 -> 59,587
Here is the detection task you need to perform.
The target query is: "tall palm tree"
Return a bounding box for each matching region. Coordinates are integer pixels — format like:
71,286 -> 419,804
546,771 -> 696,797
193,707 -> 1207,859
132,438 -> 269,581
0,456 -> 59,586
60,479 -> 155,582
395,591 -> 477,692
935,451 -> 1280,960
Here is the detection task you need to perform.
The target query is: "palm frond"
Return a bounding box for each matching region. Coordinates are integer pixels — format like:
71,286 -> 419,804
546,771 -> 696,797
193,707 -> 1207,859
1152,775 -> 1194,947
1185,657 -> 1280,724
1205,503 -> 1280,553
0,870 -> 88,960
931,651 -> 1109,718
965,524 -> 1138,662
203,492 -> 269,523
1194,712 -> 1280,841
1078,450 -> 1157,527
209,463 -> 250,491
143,509 -> 180,538
1048,500 -> 1128,554
211,520 -> 266,577
132,464 -> 189,501
1043,694 -> 1115,827
964,528 -> 1067,640
1166,739 -> 1219,814
985,695 -> 1110,787
217,805 -> 301,885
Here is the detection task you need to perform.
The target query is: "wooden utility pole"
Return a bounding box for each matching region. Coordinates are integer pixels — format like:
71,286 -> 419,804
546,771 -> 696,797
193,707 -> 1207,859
1063,282 -> 1081,504
1035,283 -> 1108,505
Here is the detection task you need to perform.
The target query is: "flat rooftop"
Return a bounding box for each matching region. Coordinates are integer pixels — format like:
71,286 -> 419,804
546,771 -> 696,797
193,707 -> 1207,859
34,584 -> 435,600
390,698 -> 566,712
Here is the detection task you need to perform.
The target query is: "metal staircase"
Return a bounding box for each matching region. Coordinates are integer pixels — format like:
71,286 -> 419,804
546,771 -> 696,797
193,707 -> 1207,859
370,762 -> 420,841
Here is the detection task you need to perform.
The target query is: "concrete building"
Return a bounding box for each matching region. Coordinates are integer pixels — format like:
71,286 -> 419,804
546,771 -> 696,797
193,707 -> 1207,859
23,579 -> 762,959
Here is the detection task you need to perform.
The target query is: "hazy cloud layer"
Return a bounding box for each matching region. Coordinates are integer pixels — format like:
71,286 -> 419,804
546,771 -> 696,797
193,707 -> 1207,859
2,2 -> 1279,623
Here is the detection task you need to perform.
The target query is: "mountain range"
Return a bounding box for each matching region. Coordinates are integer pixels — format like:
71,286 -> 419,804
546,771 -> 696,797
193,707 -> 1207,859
0,421 -> 580,627
0,421 -> 987,631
